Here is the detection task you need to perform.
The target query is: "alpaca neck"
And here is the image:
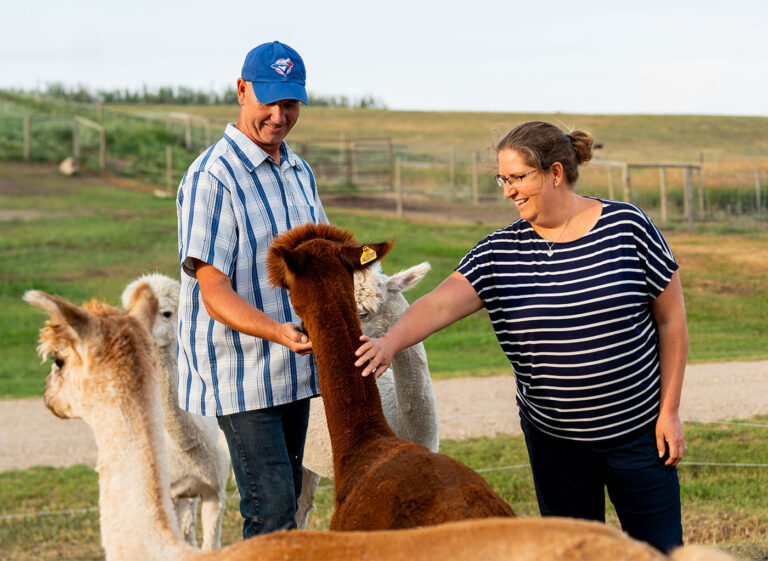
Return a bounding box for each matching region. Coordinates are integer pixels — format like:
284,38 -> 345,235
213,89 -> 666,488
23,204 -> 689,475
156,344 -> 202,448
88,384 -> 194,561
381,294 -> 438,447
304,300 -> 395,480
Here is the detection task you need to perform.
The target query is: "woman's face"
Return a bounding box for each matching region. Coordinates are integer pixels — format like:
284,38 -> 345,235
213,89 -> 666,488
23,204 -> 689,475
497,148 -> 555,224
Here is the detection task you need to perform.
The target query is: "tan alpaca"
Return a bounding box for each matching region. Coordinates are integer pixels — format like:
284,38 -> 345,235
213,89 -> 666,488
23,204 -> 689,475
24,287 -> 734,561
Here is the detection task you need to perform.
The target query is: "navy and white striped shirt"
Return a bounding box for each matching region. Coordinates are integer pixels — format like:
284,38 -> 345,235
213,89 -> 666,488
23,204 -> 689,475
456,200 -> 678,441
176,124 -> 327,416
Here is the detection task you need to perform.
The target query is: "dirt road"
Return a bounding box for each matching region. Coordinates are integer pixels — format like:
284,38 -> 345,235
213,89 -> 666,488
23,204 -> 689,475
2,360 -> 766,472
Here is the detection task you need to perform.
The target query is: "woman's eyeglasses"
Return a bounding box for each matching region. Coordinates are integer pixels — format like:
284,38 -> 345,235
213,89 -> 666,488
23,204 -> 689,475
495,169 -> 537,188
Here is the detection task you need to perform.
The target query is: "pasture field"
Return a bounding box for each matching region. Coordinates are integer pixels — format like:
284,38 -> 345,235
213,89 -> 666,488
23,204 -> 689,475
1,418 -> 767,560
109,103 -> 768,164
1,161 -> 767,398
3,93 -> 767,217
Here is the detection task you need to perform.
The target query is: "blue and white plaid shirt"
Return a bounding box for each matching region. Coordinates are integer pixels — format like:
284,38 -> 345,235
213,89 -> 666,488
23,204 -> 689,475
176,124 -> 326,416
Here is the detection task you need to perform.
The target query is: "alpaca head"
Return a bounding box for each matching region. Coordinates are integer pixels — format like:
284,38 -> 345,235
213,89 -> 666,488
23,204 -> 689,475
24,285 -> 159,421
354,262 -> 431,337
267,223 -> 393,323
121,273 -> 180,350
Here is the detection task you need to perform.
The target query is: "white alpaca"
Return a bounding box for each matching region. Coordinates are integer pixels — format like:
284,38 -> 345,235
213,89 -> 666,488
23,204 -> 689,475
296,262 -> 439,527
122,274 -> 229,551
26,286 -> 730,561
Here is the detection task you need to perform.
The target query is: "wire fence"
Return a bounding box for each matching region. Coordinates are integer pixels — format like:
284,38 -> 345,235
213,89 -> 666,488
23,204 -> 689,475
1,418 -> 765,523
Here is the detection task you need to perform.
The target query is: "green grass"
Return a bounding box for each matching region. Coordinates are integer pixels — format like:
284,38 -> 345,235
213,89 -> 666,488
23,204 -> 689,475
2,162 -> 767,397
2,419 -> 766,560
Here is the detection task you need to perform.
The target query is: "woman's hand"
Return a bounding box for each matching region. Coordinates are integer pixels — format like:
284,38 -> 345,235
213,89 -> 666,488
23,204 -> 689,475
656,410 -> 686,466
355,335 -> 396,379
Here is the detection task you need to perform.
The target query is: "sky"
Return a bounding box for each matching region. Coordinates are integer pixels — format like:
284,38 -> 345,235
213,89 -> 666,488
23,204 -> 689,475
1,0 -> 766,116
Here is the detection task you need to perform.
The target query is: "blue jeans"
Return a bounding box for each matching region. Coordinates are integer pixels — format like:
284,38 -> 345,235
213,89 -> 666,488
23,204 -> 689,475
520,414 -> 683,553
217,398 -> 311,539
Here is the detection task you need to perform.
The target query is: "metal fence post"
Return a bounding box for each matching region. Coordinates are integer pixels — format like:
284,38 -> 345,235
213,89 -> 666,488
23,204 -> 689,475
471,149 -> 479,205
166,146 -> 173,193
659,167 -> 668,225
184,116 -> 192,150
685,166 -> 695,230
23,115 -> 31,161
99,129 -> 106,172
449,146 -> 455,190
607,166 -> 615,200
72,117 -> 80,161
621,163 -> 631,203
697,155 -> 705,216
387,139 -> 394,192
395,156 -> 403,218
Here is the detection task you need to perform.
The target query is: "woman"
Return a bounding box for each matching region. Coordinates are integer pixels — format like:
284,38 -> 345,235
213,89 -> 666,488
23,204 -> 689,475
354,121 -> 688,553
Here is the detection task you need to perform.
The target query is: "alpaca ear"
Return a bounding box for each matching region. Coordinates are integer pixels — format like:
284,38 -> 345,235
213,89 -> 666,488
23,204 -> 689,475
267,246 -> 310,289
340,241 -> 394,271
126,283 -> 158,333
24,290 -> 95,339
386,262 -> 431,294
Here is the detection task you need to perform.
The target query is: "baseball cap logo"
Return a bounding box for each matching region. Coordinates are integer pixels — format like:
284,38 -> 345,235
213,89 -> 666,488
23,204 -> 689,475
271,58 -> 294,77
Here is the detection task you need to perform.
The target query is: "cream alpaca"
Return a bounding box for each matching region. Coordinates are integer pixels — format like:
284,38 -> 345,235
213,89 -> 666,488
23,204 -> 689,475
122,274 -> 229,550
24,286 -> 734,561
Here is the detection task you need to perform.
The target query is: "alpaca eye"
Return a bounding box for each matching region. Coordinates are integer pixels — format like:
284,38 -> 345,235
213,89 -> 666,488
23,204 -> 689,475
162,311 -> 173,319
358,312 -> 369,320
54,358 -> 64,368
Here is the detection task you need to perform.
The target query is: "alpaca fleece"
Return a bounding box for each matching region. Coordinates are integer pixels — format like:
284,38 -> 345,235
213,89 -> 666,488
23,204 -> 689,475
25,286 -> 734,561
267,222 -> 515,530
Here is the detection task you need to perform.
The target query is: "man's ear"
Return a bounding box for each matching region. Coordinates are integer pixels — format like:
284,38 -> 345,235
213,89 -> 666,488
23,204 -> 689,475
340,241 -> 394,271
236,77 -> 248,106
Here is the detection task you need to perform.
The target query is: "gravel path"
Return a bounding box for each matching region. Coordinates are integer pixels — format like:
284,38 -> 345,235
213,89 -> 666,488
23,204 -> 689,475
1,360 -> 767,472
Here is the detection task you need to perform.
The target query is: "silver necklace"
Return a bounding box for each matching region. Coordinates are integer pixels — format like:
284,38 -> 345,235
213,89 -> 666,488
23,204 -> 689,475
543,200 -> 575,257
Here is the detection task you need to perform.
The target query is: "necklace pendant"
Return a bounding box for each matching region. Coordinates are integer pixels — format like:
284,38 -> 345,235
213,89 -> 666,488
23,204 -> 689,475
546,249 -> 553,257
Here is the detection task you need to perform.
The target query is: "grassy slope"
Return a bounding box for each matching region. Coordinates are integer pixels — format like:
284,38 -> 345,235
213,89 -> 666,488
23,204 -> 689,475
110,103 -> 768,163
1,162 -> 767,398
2,418 -> 766,560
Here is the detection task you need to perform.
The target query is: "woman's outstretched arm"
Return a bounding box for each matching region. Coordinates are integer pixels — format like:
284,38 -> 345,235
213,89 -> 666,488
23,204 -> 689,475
354,271 -> 482,378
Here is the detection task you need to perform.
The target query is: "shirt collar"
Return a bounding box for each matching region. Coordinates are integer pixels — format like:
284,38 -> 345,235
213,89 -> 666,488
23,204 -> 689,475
223,123 -> 301,172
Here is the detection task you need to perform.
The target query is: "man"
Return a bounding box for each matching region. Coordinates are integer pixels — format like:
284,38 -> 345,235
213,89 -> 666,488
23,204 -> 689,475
176,41 -> 326,538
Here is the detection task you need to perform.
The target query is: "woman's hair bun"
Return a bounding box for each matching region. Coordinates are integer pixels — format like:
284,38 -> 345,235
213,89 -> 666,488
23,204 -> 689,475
567,130 -> 594,165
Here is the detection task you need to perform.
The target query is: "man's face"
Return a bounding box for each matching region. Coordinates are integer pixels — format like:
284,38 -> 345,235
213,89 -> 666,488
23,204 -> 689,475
236,78 -> 300,157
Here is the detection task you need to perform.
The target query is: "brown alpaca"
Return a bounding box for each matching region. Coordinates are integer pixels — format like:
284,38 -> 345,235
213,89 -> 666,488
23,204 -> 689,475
267,223 -> 515,530
25,287 -> 732,561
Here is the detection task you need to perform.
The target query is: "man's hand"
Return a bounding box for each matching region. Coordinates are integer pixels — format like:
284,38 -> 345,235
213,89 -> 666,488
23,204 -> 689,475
279,323 -> 313,355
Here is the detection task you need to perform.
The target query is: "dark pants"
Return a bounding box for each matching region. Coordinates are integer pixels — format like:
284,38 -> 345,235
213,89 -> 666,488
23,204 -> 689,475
520,414 -> 683,553
217,398 -> 311,539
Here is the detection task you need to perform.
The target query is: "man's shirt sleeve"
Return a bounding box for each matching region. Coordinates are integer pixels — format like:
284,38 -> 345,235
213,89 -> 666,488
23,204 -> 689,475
178,171 -> 238,279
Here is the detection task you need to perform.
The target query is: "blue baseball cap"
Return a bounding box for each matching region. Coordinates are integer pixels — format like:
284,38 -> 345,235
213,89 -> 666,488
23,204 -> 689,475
241,41 -> 308,105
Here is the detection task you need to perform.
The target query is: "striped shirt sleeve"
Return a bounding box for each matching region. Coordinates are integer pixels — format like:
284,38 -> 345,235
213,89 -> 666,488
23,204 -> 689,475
631,209 -> 679,299
179,171 -> 238,279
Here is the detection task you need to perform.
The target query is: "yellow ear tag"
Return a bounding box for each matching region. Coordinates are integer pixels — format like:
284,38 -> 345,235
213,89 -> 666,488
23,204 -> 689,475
360,246 -> 377,265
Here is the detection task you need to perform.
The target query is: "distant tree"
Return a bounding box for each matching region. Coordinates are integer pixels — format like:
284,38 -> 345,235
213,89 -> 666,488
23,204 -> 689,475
20,84 -> 386,109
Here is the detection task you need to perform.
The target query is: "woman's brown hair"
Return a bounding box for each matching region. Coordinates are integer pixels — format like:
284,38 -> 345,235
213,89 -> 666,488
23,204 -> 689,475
497,121 -> 594,184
